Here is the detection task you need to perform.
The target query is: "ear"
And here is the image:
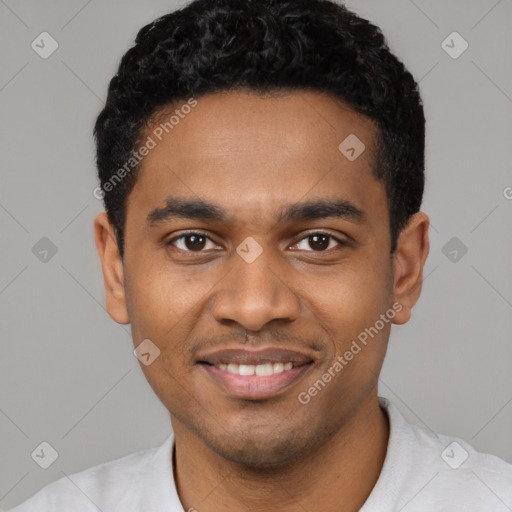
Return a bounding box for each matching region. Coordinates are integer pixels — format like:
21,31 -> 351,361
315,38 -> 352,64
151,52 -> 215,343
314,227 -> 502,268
391,211 -> 430,325
94,212 -> 130,324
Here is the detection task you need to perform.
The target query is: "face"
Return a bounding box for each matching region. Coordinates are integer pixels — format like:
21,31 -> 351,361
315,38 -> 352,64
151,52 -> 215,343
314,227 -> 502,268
95,89 -> 429,468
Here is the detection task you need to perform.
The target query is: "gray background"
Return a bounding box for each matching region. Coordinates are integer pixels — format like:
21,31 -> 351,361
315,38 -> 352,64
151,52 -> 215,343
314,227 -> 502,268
1,0 -> 511,508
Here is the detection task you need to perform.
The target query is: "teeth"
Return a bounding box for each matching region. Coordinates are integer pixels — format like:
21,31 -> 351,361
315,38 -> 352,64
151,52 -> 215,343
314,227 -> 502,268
273,362 -> 284,373
215,362 -> 296,375
239,364 -> 255,376
255,363 -> 273,376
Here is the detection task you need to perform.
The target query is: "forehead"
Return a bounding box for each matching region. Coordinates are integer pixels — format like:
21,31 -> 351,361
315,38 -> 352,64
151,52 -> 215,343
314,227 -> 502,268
128,90 -> 384,227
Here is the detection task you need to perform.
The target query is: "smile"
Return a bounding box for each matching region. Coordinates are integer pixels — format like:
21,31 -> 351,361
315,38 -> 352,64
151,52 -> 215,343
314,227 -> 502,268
215,362 -> 294,376
196,346 -> 317,399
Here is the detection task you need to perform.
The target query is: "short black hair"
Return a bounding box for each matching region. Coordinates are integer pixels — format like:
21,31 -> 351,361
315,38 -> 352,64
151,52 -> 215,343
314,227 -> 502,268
94,0 -> 425,259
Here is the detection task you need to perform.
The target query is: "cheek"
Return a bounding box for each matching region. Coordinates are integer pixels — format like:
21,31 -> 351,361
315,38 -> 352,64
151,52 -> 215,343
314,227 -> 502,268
125,262 -> 205,409
306,256 -> 392,365
125,253 -> 204,338
308,257 -> 390,322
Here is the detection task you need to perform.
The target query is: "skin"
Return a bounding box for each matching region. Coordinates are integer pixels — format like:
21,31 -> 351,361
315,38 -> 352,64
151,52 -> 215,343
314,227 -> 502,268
94,89 -> 429,511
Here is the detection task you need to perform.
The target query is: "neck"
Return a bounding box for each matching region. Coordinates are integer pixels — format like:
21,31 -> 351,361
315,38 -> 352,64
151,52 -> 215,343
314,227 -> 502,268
172,393 -> 389,512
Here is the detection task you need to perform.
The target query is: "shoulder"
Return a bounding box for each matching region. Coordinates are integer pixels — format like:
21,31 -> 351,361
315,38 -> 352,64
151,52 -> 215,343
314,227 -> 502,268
6,442 -> 164,512
369,397 -> 512,511
414,424 -> 512,502
397,407 -> 512,508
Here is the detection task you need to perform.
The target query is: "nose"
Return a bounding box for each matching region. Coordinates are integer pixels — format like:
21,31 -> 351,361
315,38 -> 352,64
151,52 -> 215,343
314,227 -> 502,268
210,252 -> 300,332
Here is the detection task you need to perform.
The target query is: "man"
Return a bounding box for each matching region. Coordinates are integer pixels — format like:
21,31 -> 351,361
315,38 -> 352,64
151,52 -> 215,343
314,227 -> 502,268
9,0 -> 512,510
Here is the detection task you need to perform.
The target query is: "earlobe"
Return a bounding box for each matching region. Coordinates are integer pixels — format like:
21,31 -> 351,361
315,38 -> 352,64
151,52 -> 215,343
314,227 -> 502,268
391,211 -> 430,325
94,212 -> 130,324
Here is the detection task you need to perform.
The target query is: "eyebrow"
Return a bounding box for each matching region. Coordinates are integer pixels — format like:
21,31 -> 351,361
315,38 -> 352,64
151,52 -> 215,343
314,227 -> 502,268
146,196 -> 365,227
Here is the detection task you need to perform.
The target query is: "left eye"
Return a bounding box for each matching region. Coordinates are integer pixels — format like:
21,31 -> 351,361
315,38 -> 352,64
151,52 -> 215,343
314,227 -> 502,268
293,232 -> 345,252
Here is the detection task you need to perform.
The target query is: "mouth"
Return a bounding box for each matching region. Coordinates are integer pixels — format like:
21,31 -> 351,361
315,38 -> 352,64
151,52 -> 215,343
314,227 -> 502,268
196,347 -> 316,400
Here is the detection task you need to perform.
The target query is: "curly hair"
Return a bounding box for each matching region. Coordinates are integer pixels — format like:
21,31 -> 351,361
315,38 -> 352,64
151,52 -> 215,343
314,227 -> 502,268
94,0 -> 425,258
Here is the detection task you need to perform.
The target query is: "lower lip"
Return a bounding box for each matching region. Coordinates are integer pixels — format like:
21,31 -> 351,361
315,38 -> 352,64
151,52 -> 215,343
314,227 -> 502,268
199,363 -> 313,400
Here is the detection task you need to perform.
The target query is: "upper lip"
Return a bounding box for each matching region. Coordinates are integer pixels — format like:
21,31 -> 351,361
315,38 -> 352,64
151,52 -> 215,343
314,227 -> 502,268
197,347 -> 315,366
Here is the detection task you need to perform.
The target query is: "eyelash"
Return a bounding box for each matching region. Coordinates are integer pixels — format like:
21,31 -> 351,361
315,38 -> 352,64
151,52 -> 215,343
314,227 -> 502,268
166,230 -> 348,253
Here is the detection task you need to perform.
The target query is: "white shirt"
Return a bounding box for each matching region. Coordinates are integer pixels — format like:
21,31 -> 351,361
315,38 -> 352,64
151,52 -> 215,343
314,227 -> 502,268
7,397 -> 512,511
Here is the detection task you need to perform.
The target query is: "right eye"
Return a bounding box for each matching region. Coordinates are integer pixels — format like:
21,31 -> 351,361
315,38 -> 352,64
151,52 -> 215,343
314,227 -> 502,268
166,231 -> 220,252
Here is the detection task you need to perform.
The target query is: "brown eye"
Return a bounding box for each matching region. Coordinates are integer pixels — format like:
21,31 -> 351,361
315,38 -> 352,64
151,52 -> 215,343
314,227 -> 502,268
293,232 -> 345,252
184,234 -> 207,251
167,232 -> 217,252
308,233 -> 330,251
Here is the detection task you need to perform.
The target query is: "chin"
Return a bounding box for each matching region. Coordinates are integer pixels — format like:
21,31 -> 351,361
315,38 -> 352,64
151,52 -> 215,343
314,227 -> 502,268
203,427 -> 318,470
